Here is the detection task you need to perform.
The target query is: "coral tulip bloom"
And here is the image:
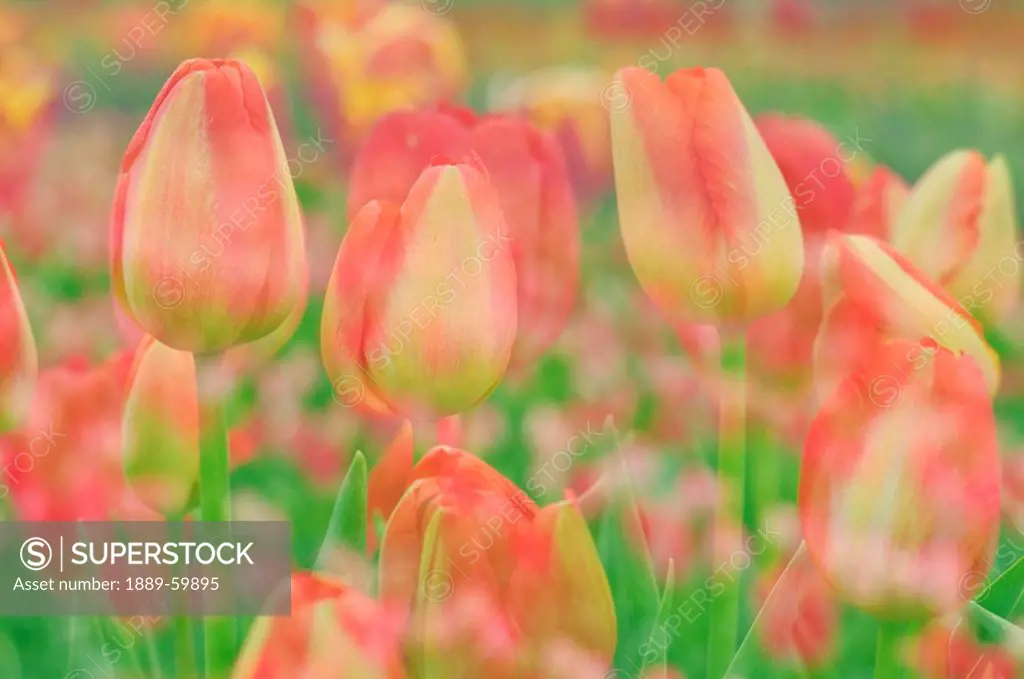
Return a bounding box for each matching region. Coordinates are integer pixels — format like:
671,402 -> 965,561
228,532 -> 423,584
846,165 -> 909,242
892,150 -> 1018,325
379,447 -> 616,674
754,114 -> 857,241
232,572 -> 405,679
122,336 -> 199,517
322,163 -> 517,419
813,233 -> 999,403
800,340 -> 1001,619
610,67 -> 803,324
0,353 -> 159,521
0,242 -> 35,432
111,58 -> 306,354
348,108 -> 579,370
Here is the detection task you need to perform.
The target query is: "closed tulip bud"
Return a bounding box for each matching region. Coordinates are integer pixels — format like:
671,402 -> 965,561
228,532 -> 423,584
801,340 -> 1001,619
111,58 -> 307,354
349,108 -> 579,371
610,67 -> 803,325
813,233 -> 999,403
846,166 -> 910,242
322,163 -> 517,419
509,500 -> 617,667
379,447 -> 614,676
122,336 -> 199,517
893,151 -> 1018,325
0,241 -> 36,432
232,572 -> 405,679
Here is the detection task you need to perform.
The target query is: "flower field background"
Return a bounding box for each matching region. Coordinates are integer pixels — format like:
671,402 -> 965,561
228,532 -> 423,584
2,0 -> 1024,678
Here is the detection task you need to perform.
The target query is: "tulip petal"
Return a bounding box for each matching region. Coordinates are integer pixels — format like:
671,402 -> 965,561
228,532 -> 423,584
893,150 -> 985,286
122,336 -> 199,516
814,234 -> 999,400
0,243 -> 35,432
363,164 -> 517,417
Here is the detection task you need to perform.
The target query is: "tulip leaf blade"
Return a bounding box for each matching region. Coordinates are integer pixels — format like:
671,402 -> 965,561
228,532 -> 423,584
648,558 -> 677,673
724,542 -> 809,679
316,450 -> 368,569
976,554 -> 1024,620
596,424 -> 662,678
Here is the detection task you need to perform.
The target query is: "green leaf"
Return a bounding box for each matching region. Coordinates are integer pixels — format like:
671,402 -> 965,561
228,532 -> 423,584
596,421 -> 662,678
648,559 -> 677,673
316,451 -> 368,567
976,555 -> 1024,620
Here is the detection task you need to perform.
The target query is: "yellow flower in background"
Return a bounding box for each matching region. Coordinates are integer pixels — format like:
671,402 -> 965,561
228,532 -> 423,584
301,2 -> 467,146
490,66 -> 614,204
0,48 -> 53,132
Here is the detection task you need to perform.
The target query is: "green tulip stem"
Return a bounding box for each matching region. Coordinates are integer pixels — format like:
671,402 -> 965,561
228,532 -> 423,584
873,620 -> 905,679
196,360 -> 236,679
706,328 -> 747,679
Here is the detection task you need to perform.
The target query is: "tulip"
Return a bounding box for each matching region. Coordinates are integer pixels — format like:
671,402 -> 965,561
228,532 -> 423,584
892,150 -> 1019,325
0,242 -> 35,432
753,557 -> 837,667
122,336 -> 199,517
379,447 -> 616,676
915,621 -> 1019,679
0,352 -> 162,521
323,160 -> 517,419
349,107 -> 579,371
110,58 -> 307,354
845,165 -> 909,242
813,233 -> 999,404
610,67 -> 803,325
800,339 -> 1001,619
754,113 -> 857,241
490,67 -> 613,205
297,2 -> 466,157
232,572 -> 405,679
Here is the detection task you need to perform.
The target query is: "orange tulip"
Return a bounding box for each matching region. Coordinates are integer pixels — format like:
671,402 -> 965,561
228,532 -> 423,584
322,161 -> 517,419
349,107 -> 579,371
915,620 -> 1020,679
490,67 -> 613,205
0,352 -> 160,521
379,447 -> 616,676
232,572 -> 405,679
892,150 -> 1019,325
813,233 -> 999,404
845,165 -> 909,242
800,339 -> 1001,619
110,58 -> 307,354
122,336 -> 199,517
610,67 -> 803,325
0,242 -> 35,432
753,557 -> 837,667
